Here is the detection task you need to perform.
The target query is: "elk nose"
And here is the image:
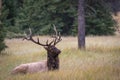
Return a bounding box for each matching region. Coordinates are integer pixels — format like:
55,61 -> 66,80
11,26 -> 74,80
58,50 -> 61,54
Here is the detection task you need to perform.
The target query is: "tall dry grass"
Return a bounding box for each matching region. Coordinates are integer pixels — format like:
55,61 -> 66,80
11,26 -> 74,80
0,36 -> 120,80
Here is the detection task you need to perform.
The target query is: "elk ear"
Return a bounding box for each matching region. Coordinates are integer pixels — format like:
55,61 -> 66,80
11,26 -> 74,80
44,46 -> 48,50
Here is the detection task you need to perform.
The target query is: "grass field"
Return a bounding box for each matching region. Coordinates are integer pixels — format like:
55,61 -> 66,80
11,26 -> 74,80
0,36 -> 120,80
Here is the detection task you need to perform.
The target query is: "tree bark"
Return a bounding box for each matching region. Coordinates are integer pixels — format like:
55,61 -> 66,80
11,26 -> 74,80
0,0 -> 1,16
78,0 -> 85,50
0,0 -> 2,24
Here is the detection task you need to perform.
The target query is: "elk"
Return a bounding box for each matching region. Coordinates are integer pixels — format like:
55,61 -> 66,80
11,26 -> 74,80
11,25 -> 62,74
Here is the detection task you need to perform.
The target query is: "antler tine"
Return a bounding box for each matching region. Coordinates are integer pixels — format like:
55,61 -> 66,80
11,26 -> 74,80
53,24 -> 58,37
54,32 -> 62,45
37,37 -> 39,43
29,28 -> 32,38
45,24 -> 58,46
46,40 -> 49,45
52,25 -> 62,46
23,28 -> 48,46
23,31 -> 27,40
24,31 -> 27,37
48,39 -> 55,45
23,28 -> 32,40
29,27 -> 32,36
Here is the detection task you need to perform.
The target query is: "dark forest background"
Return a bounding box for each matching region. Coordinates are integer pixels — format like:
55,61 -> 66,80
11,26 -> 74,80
1,0 -> 120,39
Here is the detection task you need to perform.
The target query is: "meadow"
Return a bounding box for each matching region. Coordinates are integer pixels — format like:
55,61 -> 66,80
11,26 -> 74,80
0,36 -> 120,80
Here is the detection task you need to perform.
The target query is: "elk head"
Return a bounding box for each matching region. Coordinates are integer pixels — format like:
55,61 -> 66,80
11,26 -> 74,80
23,25 -> 62,58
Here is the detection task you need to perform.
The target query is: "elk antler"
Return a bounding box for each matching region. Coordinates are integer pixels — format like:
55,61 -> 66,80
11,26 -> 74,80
23,28 -> 49,46
52,24 -> 62,46
23,26 -> 62,46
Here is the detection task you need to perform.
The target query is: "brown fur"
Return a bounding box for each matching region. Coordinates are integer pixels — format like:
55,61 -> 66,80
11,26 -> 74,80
11,60 -> 48,74
11,45 -> 61,75
45,45 -> 61,70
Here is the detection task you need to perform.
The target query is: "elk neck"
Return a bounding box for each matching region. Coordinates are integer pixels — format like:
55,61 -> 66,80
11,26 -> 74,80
47,52 -> 59,71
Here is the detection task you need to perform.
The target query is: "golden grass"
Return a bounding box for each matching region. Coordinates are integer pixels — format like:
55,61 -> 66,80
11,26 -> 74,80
0,36 -> 120,80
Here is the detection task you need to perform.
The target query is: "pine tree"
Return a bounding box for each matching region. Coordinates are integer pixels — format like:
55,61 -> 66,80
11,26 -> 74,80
0,23 -> 7,53
16,0 -> 115,36
15,0 -> 78,35
0,0 -> 7,54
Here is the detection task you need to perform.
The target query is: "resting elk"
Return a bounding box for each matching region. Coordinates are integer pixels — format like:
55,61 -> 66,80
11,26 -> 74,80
11,26 -> 62,74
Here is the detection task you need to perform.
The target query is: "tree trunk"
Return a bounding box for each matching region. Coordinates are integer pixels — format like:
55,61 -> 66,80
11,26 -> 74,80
0,0 -> 1,16
0,0 -> 2,24
78,0 -> 85,50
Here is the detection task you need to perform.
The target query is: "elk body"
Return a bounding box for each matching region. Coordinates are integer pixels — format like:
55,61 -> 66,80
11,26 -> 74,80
11,26 -> 62,74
